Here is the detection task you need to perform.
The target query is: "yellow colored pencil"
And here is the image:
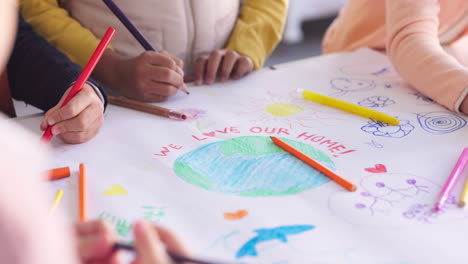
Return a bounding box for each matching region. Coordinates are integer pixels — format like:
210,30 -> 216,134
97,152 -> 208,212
459,176 -> 468,208
298,89 -> 400,125
49,189 -> 64,216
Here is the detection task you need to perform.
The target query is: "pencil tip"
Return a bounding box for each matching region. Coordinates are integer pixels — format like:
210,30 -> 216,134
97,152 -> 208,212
459,201 -> 466,208
351,185 -> 357,192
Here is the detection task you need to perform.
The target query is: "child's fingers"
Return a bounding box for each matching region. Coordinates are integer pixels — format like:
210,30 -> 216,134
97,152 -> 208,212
219,50 -> 239,82
47,89 -> 95,127
134,221 -> 171,264
51,104 -> 101,136
40,106 -> 58,131
147,66 -> 184,89
159,50 -> 184,71
155,226 -> 191,257
75,221 -> 117,262
194,56 -> 208,86
143,51 -> 178,72
76,220 -> 113,236
205,50 -> 223,85
233,56 -> 254,80
57,118 -> 102,144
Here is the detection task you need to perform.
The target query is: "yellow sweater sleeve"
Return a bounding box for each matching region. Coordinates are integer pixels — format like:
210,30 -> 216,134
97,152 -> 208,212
19,0 -> 102,67
225,0 -> 288,70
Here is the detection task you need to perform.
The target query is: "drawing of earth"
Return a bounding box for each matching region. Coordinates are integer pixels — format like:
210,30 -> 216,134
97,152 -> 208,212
173,136 -> 334,196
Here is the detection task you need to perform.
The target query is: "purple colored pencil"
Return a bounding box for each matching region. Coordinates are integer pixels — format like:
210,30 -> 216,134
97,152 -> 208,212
102,0 -> 155,51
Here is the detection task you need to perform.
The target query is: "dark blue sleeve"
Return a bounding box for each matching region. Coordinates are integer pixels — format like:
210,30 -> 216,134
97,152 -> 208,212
7,14 -> 107,112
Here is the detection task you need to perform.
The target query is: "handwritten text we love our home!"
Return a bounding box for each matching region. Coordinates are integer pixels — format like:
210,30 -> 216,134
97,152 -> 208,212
154,126 -> 356,158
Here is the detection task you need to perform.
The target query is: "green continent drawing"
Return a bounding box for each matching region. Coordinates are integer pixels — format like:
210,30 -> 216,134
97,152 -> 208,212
173,136 -> 335,196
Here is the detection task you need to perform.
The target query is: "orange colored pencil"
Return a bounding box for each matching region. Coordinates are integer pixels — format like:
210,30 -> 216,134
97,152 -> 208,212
79,163 -> 87,221
47,167 -> 71,180
270,136 -> 357,192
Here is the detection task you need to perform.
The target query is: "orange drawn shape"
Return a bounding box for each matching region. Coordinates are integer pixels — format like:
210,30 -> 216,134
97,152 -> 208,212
224,210 -> 248,220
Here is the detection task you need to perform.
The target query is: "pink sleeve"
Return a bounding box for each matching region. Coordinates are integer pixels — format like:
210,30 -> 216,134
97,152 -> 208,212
0,116 -> 79,264
386,0 -> 468,112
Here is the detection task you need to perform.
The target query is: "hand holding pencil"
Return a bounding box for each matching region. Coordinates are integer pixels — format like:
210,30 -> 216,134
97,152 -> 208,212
41,27 -> 115,144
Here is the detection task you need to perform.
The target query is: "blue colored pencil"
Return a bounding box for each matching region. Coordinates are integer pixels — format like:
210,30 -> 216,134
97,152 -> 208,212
102,0 -> 155,51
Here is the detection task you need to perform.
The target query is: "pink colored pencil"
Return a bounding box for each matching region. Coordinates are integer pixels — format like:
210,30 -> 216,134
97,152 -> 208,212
434,148 -> 468,211
41,27 -> 116,143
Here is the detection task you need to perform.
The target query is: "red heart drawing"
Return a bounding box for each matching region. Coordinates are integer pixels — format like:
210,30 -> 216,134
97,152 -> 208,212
203,131 -> 216,137
365,164 -> 387,173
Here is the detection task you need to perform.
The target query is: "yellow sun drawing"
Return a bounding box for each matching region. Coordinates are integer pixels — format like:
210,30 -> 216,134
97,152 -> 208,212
237,91 -> 348,129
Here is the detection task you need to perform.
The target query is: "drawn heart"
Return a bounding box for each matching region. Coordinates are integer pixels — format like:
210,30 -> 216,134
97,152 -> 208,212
203,131 -> 216,137
365,164 -> 387,173
224,210 -> 248,220
102,185 -> 128,195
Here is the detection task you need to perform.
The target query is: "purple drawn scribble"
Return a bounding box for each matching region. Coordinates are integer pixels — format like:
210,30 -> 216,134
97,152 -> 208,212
178,108 -> 206,121
354,178 -> 429,216
371,67 -> 391,76
402,196 -> 458,223
328,173 -> 468,227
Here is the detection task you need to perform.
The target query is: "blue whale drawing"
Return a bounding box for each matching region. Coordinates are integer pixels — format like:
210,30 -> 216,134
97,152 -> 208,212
236,225 -> 315,259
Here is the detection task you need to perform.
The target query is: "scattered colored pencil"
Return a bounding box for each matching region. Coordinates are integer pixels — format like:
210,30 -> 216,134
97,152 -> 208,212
108,95 -> 187,121
435,148 -> 468,211
459,175 -> 468,208
49,189 -> 64,216
113,243 -> 227,264
41,28 -> 116,143
79,163 -> 87,221
102,0 -> 189,95
47,167 -> 71,181
270,136 -> 357,192
297,88 -> 400,126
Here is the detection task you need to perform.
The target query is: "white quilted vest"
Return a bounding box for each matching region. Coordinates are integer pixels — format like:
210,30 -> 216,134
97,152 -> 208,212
60,0 -> 240,73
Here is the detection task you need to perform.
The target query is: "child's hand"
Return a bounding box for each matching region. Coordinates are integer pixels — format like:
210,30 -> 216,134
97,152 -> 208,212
40,83 -> 104,144
461,96 -> 468,115
193,49 -> 254,86
98,50 -> 187,102
133,221 -> 191,264
75,220 -> 119,264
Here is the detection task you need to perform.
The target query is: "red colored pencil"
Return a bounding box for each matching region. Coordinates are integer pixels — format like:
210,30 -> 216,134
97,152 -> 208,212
41,27 -> 116,143
79,163 -> 87,221
270,136 -> 357,192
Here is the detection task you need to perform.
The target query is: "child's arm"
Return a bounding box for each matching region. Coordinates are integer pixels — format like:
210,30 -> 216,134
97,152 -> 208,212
8,15 -> 106,143
225,0 -> 288,70
20,0 -> 186,102
192,0 -> 288,85
19,0 -> 102,68
386,0 -> 468,114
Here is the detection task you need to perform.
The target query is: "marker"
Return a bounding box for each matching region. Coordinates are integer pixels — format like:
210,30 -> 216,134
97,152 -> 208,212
41,28 -> 115,143
435,148 -> 468,211
297,88 -> 400,125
